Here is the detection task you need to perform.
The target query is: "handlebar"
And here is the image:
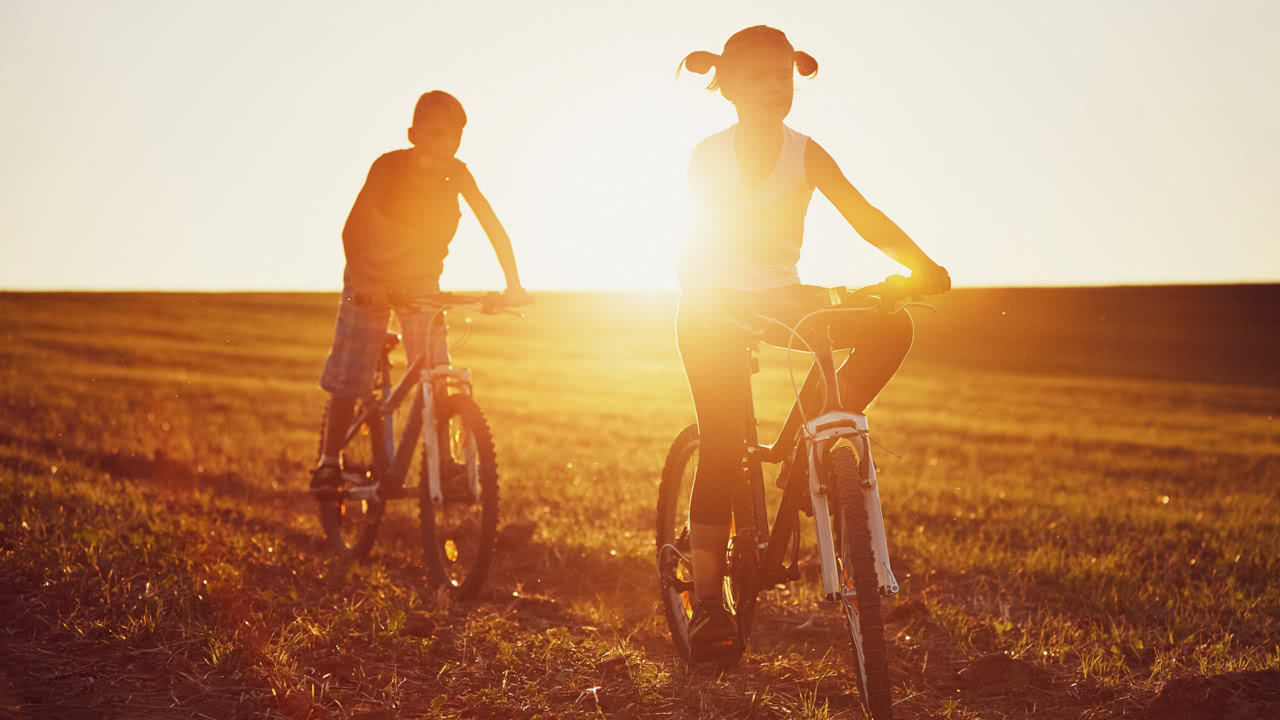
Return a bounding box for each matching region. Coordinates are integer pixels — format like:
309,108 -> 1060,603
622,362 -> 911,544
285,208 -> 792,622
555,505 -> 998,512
767,273 -> 944,424
831,274 -> 943,312
425,292 -> 507,314
351,290 -> 533,315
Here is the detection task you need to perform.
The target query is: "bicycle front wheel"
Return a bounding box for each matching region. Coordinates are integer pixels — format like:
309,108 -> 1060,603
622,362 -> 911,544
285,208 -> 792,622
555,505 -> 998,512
419,393 -> 498,599
317,398 -> 385,559
833,445 -> 893,718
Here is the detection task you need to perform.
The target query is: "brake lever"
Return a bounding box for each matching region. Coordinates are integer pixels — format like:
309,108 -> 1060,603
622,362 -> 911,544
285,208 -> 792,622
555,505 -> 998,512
480,302 -> 528,318
876,294 -> 921,314
833,285 -> 878,307
484,292 -> 534,316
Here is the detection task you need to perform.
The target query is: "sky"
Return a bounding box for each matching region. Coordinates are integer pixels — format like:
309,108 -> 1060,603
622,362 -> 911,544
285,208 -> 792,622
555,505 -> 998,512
2,0 -> 1278,291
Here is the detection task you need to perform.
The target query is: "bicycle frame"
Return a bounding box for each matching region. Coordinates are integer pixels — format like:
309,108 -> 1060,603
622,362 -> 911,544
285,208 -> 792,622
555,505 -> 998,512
339,310 -> 478,504
736,316 -> 900,602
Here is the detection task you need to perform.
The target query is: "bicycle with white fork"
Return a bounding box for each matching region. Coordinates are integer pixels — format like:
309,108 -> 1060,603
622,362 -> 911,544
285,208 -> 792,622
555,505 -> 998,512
656,275 -> 937,719
315,291 -> 521,598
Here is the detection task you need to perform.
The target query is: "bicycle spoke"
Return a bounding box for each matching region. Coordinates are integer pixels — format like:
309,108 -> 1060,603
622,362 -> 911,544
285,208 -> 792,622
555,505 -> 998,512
317,398 -> 386,559
420,394 -> 498,598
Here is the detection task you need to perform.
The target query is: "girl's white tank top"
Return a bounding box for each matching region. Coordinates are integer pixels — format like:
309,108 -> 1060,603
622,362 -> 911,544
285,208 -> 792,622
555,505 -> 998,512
680,123 -> 815,292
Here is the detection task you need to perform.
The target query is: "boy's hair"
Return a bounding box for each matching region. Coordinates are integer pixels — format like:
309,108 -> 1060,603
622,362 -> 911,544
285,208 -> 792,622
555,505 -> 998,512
678,25 -> 818,91
413,90 -> 467,128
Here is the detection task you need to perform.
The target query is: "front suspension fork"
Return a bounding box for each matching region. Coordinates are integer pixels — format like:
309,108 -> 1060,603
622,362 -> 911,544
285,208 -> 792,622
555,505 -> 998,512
805,414 -> 900,600
422,367 -> 475,505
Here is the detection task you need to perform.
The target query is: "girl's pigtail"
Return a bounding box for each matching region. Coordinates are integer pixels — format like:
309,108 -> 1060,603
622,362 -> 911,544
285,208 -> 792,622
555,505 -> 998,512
677,51 -> 721,88
793,51 -> 819,78
682,51 -> 718,75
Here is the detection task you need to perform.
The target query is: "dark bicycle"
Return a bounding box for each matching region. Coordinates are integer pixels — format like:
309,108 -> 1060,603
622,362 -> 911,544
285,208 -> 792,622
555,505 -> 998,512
656,275 -> 938,719
315,291 -> 519,598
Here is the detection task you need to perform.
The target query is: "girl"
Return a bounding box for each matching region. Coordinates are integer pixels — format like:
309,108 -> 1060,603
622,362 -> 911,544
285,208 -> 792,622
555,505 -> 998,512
675,26 -> 950,658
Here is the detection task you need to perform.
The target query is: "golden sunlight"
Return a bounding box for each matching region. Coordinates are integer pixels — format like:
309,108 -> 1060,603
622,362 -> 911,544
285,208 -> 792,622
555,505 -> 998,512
530,97 -> 692,290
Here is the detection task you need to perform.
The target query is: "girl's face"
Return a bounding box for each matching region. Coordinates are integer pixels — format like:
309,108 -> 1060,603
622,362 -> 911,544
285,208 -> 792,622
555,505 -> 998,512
721,45 -> 795,123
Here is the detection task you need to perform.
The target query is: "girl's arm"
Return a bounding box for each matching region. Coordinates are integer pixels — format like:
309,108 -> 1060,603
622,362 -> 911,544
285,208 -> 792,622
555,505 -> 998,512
453,161 -> 525,294
805,140 -> 942,274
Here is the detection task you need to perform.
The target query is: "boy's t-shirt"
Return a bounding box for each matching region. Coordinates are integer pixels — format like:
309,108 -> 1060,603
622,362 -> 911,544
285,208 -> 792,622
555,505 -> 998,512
341,148 -> 462,297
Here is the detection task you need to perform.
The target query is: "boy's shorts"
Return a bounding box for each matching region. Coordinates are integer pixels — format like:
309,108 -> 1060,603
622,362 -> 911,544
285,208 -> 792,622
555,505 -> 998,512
319,285 -> 451,398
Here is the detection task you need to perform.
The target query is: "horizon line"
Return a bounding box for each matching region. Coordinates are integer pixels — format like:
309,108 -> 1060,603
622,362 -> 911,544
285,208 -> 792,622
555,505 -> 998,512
3,280 -> 1279,294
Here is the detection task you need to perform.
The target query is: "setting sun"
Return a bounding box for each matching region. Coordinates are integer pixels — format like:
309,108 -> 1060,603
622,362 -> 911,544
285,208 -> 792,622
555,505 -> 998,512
3,2 -> 1276,291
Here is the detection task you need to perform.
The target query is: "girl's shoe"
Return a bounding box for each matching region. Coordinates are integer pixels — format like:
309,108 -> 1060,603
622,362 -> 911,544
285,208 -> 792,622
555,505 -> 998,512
688,599 -> 740,662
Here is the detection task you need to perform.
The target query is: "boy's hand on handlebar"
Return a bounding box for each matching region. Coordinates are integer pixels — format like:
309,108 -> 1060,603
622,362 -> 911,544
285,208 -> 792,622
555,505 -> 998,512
912,264 -> 951,295
503,286 -> 533,307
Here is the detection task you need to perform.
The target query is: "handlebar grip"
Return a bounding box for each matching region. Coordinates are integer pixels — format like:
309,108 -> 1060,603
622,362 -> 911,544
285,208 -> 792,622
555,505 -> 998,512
883,274 -> 910,290
480,292 -> 504,314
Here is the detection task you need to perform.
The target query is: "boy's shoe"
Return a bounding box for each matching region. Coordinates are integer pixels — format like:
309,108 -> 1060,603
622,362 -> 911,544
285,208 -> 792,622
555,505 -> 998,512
310,462 -> 343,501
688,599 -> 741,663
439,460 -> 474,503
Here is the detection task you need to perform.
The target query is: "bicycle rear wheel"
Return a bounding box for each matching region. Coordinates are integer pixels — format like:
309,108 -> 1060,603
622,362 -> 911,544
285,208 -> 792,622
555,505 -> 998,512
317,398 -> 385,559
656,424 -> 752,663
833,445 -> 893,718
419,393 -> 498,599
656,424 -> 699,660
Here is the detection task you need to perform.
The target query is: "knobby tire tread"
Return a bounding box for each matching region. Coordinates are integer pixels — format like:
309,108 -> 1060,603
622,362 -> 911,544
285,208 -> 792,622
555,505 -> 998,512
419,393 -> 498,600
834,445 -> 893,719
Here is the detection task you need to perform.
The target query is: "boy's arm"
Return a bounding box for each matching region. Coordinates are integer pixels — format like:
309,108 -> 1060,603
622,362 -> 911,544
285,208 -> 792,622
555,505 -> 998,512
454,162 -> 524,293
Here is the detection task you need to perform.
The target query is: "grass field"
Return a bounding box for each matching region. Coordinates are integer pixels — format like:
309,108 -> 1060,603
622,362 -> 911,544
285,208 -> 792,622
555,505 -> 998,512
1,286 -> 1278,719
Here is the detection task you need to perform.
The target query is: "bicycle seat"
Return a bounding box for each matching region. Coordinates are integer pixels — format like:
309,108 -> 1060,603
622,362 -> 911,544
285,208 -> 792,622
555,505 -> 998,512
727,317 -> 767,339
382,332 -> 401,353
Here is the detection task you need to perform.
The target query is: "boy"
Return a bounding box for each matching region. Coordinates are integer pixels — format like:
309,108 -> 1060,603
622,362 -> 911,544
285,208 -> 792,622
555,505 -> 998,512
313,90 -> 528,494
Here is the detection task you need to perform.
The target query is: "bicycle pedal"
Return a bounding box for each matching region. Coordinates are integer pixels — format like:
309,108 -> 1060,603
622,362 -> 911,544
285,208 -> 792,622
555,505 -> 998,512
310,486 -> 344,502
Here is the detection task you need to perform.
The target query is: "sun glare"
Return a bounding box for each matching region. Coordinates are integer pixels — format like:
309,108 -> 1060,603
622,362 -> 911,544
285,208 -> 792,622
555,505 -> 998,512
435,71 -> 738,294
520,96 -> 694,291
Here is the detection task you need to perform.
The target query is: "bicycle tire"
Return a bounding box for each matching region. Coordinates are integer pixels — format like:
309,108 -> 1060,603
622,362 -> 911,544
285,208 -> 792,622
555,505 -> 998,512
656,424 -> 699,661
419,392 -> 498,599
317,398 -> 385,559
833,445 -> 893,719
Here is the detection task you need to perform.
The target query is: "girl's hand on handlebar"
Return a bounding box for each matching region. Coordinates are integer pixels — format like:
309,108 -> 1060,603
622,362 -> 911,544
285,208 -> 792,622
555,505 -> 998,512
911,264 -> 951,295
